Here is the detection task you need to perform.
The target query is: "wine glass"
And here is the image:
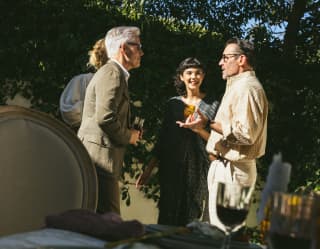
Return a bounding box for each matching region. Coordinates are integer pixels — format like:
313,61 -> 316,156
216,182 -> 252,249
133,116 -> 144,130
133,116 -> 144,138
183,104 -> 196,120
267,192 -> 316,249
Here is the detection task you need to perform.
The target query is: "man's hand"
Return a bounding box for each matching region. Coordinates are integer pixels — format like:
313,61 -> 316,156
208,153 -> 218,161
129,129 -> 140,146
176,109 -> 208,131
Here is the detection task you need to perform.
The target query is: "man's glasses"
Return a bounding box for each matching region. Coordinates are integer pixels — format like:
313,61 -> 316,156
126,42 -> 142,50
221,54 -> 241,62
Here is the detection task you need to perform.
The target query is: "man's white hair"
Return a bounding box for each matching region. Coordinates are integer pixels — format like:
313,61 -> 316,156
105,26 -> 141,58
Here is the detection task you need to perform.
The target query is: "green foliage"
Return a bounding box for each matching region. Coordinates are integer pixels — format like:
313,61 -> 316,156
0,0 -> 130,111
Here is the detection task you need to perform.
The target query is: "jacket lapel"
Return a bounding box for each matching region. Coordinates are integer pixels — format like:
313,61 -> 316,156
109,60 -> 131,128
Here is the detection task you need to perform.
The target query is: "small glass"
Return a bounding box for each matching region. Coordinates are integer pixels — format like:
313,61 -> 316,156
267,192 -> 316,249
183,104 -> 196,120
216,182 -> 252,249
133,116 -> 144,132
133,116 -> 144,140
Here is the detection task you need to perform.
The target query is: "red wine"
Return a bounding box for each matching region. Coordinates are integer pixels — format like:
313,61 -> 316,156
133,117 -> 144,131
133,123 -> 142,131
216,205 -> 248,227
268,232 -> 311,249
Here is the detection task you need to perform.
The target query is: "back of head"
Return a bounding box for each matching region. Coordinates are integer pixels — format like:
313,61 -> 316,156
225,37 -> 256,68
105,26 -> 141,59
88,38 -> 108,70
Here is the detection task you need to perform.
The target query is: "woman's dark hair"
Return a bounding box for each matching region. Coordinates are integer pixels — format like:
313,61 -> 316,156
174,57 -> 206,96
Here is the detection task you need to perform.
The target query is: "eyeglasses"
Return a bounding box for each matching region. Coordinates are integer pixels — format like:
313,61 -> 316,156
126,42 -> 142,50
220,54 -> 241,62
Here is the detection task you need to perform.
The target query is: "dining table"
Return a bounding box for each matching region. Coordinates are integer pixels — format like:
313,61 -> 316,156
0,224 -> 265,249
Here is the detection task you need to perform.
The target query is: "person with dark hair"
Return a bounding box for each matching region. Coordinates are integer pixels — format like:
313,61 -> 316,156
59,38 -> 108,131
136,57 -> 219,226
178,38 -> 268,233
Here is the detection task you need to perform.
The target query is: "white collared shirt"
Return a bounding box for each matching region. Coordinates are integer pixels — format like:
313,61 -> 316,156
110,59 -> 130,83
206,71 -> 268,162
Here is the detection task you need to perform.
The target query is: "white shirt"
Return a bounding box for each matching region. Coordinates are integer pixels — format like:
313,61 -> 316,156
206,71 -> 268,162
59,73 -> 94,127
110,59 -> 130,83
206,71 -> 268,232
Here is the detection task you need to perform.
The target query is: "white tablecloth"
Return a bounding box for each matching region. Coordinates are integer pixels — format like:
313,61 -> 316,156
0,228 -> 105,249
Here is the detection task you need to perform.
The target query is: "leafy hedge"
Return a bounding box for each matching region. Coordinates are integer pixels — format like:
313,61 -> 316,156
1,1 -> 319,206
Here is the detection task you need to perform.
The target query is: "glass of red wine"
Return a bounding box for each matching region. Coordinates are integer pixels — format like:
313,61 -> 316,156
133,116 -> 144,138
216,182 -> 252,249
267,192 -> 316,249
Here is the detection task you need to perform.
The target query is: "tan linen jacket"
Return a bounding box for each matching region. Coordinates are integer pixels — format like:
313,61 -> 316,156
78,60 -> 131,178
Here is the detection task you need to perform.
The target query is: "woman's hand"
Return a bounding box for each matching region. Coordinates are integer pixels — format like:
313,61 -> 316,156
176,109 -> 208,131
135,157 -> 158,189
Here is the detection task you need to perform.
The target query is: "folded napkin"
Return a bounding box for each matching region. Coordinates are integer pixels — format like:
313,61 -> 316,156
257,153 -> 292,223
45,209 -> 145,241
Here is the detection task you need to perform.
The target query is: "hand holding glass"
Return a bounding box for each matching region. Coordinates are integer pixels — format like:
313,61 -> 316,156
133,116 -> 144,139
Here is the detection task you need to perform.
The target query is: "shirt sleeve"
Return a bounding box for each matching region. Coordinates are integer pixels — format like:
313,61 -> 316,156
222,87 -> 266,146
59,74 -> 93,127
198,100 -> 220,121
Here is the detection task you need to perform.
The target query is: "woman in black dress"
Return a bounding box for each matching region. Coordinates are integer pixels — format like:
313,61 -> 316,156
136,57 -> 219,226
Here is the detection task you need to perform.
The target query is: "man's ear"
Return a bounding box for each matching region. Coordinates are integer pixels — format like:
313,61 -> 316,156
120,43 -> 126,54
122,43 -> 132,58
238,54 -> 247,66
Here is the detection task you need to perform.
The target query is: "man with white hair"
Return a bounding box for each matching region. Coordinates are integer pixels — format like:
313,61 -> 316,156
78,26 -> 144,214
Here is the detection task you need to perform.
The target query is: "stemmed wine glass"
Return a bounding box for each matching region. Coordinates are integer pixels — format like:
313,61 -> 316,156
267,192 -> 316,249
133,116 -> 144,138
216,182 -> 252,249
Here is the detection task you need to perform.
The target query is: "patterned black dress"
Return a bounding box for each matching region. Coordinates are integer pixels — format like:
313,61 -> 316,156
154,96 -> 219,226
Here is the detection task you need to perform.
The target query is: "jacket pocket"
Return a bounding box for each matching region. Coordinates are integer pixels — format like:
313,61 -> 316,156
85,134 -> 112,148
